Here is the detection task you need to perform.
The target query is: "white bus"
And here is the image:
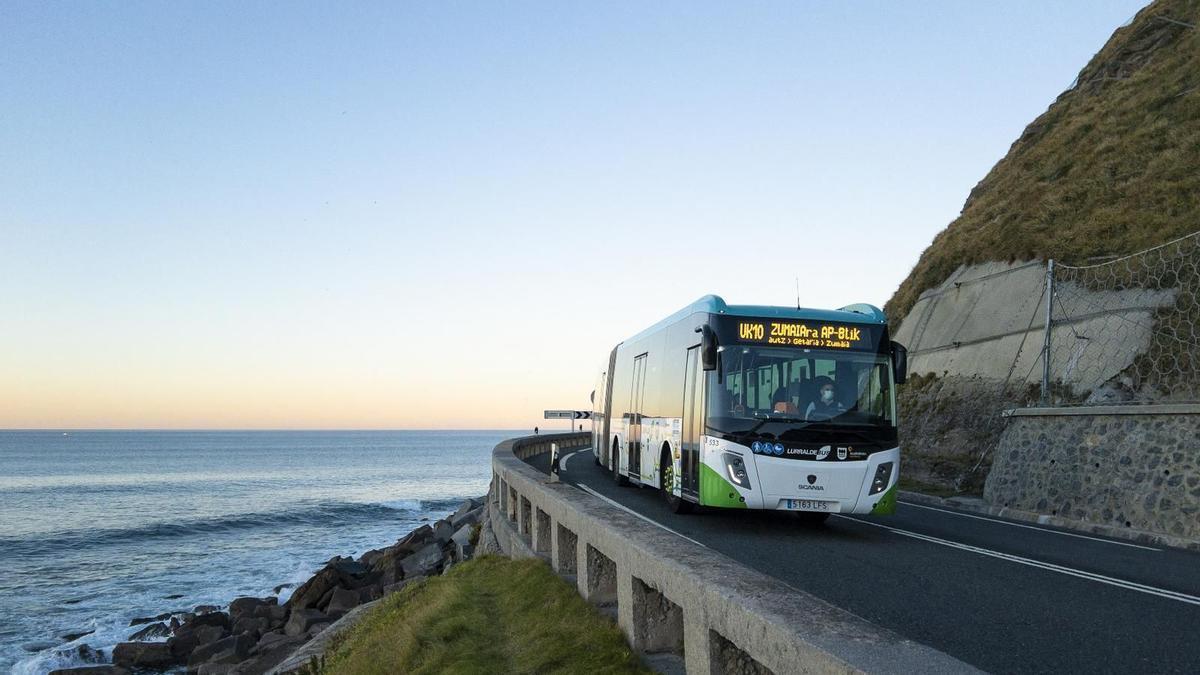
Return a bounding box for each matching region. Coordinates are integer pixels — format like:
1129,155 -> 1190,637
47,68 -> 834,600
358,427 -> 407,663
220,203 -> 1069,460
591,295 -> 907,522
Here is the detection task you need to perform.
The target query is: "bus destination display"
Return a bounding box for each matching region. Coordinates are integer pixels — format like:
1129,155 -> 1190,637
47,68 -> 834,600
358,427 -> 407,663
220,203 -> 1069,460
736,321 -> 872,350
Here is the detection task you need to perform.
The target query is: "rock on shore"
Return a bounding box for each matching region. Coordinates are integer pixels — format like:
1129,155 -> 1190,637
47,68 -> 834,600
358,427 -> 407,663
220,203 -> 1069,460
50,497 -> 485,675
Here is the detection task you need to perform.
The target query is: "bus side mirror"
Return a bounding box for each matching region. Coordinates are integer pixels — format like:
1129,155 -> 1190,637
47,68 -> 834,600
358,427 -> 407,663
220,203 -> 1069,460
890,341 -> 908,385
696,325 -> 718,371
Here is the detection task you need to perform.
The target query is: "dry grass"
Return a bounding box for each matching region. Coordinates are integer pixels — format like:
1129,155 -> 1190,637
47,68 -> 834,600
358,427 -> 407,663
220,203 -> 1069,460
317,556 -> 650,675
886,0 -> 1200,321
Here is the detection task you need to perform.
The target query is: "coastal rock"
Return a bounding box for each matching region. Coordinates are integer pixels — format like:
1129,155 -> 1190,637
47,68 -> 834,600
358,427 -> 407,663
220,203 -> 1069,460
451,523 -> 475,561
48,667 -> 130,675
250,631 -> 292,655
232,616 -> 270,637
196,664 -> 237,675
284,609 -> 329,637
228,597 -> 273,621
272,583 -> 293,595
60,630 -> 95,642
358,548 -> 384,567
325,587 -> 360,616
187,632 -> 254,669
189,611 -> 232,631
400,542 -> 444,578
56,644 -> 104,664
432,519 -> 454,545
383,575 -> 425,596
112,641 -> 181,669
129,611 -> 175,627
168,624 -> 226,658
251,603 -> 287,624
232,641 -> 297,675
194,605 -> 220,615
129,621 -> 170,641
450,505 -> 483,530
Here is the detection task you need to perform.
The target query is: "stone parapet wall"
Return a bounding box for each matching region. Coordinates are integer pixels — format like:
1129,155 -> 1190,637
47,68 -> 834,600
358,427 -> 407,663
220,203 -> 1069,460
984,406 -> 1200,541
492,435 -> 975,674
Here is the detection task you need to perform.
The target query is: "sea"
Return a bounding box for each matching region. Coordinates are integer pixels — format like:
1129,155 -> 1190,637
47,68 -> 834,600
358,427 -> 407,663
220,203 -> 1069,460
0,430 -> 512,674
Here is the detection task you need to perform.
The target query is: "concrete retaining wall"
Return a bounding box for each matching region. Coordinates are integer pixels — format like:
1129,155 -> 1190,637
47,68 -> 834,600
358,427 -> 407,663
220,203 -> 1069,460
892,260 -> 1173,394
490,434 -> 975,674
985,405 -> 1200,544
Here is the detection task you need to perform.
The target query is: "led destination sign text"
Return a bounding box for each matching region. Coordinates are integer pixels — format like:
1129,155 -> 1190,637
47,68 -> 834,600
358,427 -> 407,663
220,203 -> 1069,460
737,321 -> 867,350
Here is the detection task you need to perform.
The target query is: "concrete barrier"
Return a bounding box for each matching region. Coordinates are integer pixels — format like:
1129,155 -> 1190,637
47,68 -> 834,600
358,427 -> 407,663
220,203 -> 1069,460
490,434 -> 976,674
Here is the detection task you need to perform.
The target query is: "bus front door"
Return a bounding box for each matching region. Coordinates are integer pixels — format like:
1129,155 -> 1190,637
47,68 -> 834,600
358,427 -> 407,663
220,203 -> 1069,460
681,346 -> 702,497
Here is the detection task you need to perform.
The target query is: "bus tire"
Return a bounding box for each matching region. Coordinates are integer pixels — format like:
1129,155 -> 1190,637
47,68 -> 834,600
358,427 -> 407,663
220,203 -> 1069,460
659,446 -> 692,514
797,512 -> 830,525
611,439 -> 629,487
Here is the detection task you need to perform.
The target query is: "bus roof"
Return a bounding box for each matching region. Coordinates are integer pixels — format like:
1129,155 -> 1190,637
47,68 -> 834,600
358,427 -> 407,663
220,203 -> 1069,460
621,295 -> 887,345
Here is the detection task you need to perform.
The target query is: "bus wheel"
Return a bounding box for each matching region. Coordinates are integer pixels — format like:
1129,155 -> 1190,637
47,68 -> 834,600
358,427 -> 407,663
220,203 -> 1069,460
611,440 -> 629,487
660,449 -> 693,514
797,512 -> 830,525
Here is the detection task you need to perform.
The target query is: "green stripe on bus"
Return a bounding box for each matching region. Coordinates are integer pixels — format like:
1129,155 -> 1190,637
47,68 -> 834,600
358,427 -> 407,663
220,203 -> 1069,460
870,484 -> 897,515
699,463 -> 748,509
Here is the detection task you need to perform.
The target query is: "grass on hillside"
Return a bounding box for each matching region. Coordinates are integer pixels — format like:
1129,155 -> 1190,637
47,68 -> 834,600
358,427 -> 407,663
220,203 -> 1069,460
886,0 -> 1200,320
314,556 -> 651,675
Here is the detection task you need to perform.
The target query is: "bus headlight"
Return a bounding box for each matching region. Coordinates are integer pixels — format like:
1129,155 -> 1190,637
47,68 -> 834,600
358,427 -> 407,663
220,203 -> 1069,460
869,462 -> 893,495
722,453 -> 752,490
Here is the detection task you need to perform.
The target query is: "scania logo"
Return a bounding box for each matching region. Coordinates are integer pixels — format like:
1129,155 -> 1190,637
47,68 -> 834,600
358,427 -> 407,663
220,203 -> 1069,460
806,474 -> 817,485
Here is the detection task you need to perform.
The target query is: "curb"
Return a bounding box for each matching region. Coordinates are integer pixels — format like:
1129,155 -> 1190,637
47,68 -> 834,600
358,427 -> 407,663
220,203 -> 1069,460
897,490 -> 1200,552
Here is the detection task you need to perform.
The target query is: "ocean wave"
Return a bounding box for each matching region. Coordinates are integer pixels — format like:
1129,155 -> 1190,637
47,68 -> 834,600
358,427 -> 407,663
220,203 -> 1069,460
0,497 -> 470,558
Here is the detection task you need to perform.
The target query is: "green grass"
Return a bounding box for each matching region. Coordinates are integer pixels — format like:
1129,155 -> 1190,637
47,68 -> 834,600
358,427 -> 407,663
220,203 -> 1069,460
886,0 -> 1200,321
316,556 -> 651,675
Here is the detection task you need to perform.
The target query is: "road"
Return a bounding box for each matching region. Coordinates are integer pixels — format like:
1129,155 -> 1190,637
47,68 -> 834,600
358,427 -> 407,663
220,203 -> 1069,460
526,448 -> 1200,674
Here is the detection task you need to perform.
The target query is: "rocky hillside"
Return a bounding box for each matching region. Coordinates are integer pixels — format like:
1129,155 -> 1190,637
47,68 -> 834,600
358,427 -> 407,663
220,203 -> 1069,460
887,0 -> 1200,320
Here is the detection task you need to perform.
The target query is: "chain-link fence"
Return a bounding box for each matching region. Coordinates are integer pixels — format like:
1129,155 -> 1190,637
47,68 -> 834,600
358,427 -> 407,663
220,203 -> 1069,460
1043,230 -> 1200,406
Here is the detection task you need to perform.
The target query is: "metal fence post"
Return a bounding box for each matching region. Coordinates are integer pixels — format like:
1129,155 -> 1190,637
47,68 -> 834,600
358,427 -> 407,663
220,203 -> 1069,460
1040,259 -> 1056,406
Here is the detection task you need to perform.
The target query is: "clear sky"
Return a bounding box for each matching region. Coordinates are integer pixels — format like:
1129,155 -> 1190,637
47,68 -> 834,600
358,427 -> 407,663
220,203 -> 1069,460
2,1 -> 1148,429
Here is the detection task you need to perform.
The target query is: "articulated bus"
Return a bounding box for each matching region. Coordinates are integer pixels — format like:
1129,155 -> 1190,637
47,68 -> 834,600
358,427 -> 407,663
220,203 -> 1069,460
591,295 -> 907,522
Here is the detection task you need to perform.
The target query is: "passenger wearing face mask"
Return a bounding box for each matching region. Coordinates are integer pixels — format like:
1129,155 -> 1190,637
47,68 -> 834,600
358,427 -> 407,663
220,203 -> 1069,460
804,376 -> 845,421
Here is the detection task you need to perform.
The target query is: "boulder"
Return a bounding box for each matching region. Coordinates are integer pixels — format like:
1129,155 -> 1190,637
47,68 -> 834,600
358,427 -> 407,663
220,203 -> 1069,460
450,505 -> 483,531
189,611 -> 231,631
400,542 -> 445,578
272,583 -> 293,595
129,622 -> 170,641
325,587 -> 360,616
194,605 -> 219,615
167,624 -> 226,658
60,630 -> 95,642
432,519 -> 454,545
228,597 -> 273,621
251,631 -> 292,655
188,632 -> 255,669
330,558 -> 368,577
129,611 -> 174,627
285,569 -> 338,611
112,641 -> 181,669
394,524 -> 434,550
383,575 -> 424,596
48,667 -> 130,675
231,616 -> 270,638
251,603 -> 287,625
358,548 -> 384,567
450,524 -> 475,561
232,641 -> 297,675
284,609 -> 329,637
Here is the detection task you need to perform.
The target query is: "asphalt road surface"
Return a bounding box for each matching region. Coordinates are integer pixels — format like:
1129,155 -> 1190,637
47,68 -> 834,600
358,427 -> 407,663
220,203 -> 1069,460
525,448 -> 1200,674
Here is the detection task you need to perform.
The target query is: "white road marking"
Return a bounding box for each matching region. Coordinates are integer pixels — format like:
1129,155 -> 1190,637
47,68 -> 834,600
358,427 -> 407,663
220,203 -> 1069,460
900,501 -> 1160,551
835,515 -> 1200,606
559,451 -> 578,472
578,484 -> 709,549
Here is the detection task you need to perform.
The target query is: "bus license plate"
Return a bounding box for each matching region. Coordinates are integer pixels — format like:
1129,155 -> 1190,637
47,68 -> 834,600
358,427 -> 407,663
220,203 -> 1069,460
785,499 -> 835,512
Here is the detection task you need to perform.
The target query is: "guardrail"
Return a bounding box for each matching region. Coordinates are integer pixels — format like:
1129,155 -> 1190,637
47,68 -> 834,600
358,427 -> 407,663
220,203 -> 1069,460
489,435 -> 973,674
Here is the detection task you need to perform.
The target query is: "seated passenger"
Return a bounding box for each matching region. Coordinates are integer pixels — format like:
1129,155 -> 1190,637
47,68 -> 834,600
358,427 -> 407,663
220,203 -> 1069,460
805,377 -> 845,421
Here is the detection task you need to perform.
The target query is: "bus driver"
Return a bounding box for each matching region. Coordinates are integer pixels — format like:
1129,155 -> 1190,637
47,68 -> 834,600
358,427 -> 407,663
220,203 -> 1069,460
805,376 -> 845,421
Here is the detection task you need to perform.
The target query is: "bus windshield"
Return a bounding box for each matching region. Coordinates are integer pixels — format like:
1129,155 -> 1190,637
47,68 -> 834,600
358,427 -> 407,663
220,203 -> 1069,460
707,345 -> 895,436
